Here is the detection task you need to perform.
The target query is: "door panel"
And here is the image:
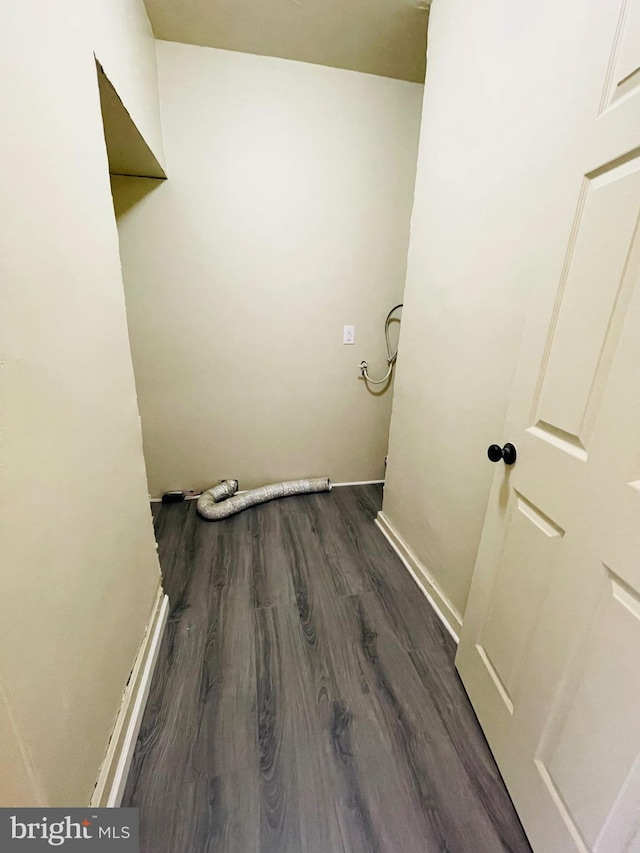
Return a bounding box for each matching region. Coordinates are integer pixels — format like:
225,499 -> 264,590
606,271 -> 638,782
477,494 -> 564,713
604,0 -> 640,111
535,154 -> 640,447
537,567 -> 640,849
456,1 -> 640,850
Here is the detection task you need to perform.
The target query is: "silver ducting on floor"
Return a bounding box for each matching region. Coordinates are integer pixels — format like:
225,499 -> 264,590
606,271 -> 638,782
196,477 -> 331,520
207,479 -> 239,502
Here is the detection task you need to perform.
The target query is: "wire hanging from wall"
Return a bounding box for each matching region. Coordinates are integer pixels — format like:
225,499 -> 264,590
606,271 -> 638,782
359,303 -> 403,385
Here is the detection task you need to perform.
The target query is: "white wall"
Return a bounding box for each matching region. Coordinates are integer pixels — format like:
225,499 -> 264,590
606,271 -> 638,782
382,0 -> 590,625
113,43 -> 423,497
0,0 -> 163,805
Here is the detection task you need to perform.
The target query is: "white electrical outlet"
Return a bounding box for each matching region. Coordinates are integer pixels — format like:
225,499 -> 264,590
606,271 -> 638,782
343,325 -> 355,345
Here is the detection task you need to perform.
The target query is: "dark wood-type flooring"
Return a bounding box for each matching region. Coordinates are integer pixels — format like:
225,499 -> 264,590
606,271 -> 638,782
124,485 -> 531,853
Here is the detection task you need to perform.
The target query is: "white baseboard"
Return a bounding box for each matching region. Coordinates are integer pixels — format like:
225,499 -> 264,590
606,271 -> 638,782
375,511 -> 462,643
91,582 -> 169,807
331,480 -> 385,487
149,480 -> 385,501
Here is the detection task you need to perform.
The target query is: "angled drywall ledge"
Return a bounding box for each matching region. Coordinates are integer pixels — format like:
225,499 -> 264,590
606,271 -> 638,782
97,62 -> 166,179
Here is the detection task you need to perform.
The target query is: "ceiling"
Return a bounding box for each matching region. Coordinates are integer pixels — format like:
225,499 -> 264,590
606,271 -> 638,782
143,0 -> 429,83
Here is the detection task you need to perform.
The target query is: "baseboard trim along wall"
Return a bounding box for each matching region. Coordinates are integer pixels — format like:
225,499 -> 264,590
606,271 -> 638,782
375,511 -> 463,643
91,582 -> 169,807
149,479 -> 386,501
331,480 -> 385,487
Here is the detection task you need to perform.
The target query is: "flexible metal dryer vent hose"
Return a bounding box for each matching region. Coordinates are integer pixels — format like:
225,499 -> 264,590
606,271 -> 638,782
206,479 -> 239,502
197,477 -> 331,521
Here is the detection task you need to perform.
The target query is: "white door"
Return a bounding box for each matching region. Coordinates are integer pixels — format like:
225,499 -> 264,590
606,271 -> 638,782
456,2 -> 640,851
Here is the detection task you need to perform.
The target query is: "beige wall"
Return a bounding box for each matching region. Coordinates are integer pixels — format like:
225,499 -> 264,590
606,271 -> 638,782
382,0 -> 587,625
112,43 -> 422,497
0,0 -> 163,805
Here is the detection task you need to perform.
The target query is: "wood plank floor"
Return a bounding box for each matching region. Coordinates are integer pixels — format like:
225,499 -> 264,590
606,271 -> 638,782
125,485 -> 532,853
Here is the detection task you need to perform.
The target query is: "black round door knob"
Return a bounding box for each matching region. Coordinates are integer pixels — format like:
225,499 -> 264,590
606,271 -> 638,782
487,443 -> 517,465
